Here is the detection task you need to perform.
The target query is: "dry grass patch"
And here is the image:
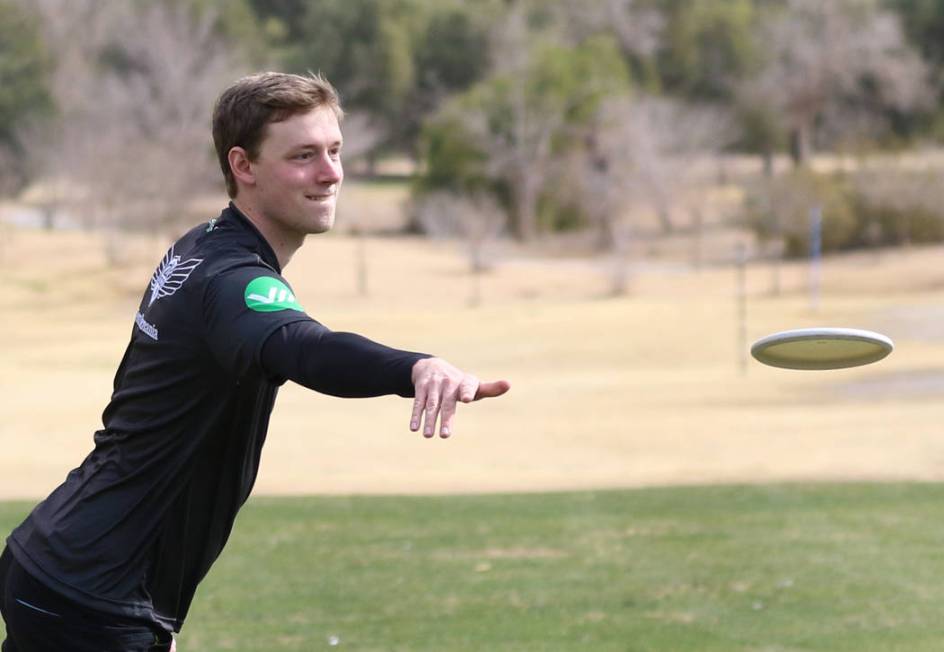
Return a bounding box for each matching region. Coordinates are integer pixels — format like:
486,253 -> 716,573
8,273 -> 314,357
1,220 -> 943,498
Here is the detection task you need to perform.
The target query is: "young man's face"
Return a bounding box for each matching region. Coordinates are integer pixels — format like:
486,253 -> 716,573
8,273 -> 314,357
250,106 -> 343,236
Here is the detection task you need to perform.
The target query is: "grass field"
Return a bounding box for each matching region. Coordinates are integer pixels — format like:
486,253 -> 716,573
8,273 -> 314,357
4,484 -> 944,651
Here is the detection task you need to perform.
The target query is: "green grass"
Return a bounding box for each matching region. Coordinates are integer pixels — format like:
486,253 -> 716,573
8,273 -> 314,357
3,484 -> 944,651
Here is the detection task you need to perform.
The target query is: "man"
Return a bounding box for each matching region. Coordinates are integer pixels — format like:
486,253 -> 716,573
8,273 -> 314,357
0,72 -> 509,651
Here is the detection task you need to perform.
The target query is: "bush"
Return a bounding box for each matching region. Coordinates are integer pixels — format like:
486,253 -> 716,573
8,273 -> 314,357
743,169 -> 858,257
850,168 -> 944,247
743,167 -> 944,256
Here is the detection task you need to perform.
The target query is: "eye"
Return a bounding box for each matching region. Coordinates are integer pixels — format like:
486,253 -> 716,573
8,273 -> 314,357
295,151 -> 315,160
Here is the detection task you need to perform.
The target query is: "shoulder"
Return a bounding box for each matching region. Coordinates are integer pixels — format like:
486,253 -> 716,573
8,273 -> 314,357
177,219 -> 277,281
204,263 -> 300,311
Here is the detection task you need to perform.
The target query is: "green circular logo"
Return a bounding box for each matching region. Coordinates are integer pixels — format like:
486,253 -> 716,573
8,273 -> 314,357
244,277 -> 304,312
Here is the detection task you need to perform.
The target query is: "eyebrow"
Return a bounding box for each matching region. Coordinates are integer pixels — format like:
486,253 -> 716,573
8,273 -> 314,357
291,140 -> 343,151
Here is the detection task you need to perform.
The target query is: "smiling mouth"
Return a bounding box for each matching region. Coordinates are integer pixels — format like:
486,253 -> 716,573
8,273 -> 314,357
305,194 -> 334,201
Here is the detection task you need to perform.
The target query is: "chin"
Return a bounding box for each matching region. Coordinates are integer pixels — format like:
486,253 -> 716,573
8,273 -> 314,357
309,214 -> 335,234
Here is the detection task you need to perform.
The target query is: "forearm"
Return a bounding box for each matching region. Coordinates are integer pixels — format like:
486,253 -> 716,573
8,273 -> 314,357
261,320 -> 430,398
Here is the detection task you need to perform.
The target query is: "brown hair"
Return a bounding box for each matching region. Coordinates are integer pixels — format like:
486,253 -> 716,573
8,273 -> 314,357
212,71 -> 343,198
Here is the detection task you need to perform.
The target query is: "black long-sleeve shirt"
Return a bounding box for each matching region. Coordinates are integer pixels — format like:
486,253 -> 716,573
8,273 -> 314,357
6,204 -> 428,633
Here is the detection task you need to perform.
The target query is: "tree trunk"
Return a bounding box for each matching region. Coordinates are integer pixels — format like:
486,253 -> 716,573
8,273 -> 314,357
596,212 -> 617,252
655,201 -> 674,234
762,148 -> 774,178
789,124 -> 812,167
690,209 -> 703,271
366,151 -> 378,178
513,176 -> 538,241
609,250 -> 629,297
42,205 -> 56,231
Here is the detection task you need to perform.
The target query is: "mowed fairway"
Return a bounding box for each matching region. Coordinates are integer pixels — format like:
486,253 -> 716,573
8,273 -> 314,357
0,201 -> 942,496
4,484 -> 944,651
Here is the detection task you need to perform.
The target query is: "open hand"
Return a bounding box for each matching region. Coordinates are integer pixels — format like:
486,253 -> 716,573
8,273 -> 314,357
410,357 -> 510,438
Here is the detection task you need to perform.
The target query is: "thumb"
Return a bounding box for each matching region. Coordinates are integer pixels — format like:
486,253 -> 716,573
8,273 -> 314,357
473,379 -> 511,401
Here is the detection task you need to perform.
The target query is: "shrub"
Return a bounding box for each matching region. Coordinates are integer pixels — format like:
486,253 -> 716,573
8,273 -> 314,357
743,166 -> 944,257
849,168 -> 944,247
743,169 -> 858,257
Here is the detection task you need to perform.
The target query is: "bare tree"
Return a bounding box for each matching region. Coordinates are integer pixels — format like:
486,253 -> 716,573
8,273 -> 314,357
415,191 -> 506,306
478,3 -> 563,242
581,94 -> 736,294
17,2 -> 245,262
467,1 -> 639,242
746,0 -> 932,167
339,111 -> 385,175
555,0 -> 664,58
12,0 -> 113,230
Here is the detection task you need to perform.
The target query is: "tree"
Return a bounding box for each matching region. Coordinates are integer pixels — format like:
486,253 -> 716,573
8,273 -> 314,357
656,0 -> 757,101
410,6 -> 492,146
732,70 -> 786,177
553,0 -> 664,89
747,0 -> 933,167
441,3 -> 631,241
0,0 -> 53,192
883,0 -> 944,138
18,1 -> 246,258
884,0 -> 944,67
273,0 -> 493,166
284,0 -> 420,163
580,94 -> 736,292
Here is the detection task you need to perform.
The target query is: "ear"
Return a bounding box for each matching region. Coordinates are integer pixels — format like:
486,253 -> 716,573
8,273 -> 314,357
228,147 -> 256,189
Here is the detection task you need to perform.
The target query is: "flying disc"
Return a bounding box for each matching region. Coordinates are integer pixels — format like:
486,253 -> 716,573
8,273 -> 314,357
751,327 -> 893,370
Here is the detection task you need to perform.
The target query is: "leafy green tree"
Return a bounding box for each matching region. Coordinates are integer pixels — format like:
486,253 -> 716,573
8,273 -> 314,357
415,114 -> 491,197
420,26 -> 631,240
656,0 -> 757,100
410,6 -> 491,146
251,0 -> 492,163
186,0 -> 270,65
883,0 -> 944,137
246,0 -> 308,41
0,0 -> 53,188
415,9 -> 489,93
884,0 -> 944,66
277,0 -> 419,158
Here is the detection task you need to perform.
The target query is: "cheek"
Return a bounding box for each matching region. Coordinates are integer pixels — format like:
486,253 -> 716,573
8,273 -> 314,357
262,163 -> 307,189
285,166 -> 312,186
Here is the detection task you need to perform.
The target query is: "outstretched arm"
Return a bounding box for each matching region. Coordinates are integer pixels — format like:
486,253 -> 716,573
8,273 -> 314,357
261,322 -> 509,438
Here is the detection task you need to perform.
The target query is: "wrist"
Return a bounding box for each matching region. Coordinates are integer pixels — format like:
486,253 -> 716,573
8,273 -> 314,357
411,356 -> 435,383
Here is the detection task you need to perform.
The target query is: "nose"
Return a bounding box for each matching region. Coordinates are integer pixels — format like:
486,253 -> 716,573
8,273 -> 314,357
317,153 -> 343,186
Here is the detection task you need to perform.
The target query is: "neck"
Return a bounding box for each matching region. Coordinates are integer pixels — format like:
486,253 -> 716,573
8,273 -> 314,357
231,197 -> 302,269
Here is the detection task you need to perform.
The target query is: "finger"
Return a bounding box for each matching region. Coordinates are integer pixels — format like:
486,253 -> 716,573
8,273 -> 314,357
423,386 -> 442,438
458,376 -> 479,403
411,386 -> 427,432
439,384 -> 459,438
473,379 -> 511,401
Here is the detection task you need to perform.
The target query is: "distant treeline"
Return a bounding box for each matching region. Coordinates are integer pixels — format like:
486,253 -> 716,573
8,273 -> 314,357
2,0 -> 944,254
